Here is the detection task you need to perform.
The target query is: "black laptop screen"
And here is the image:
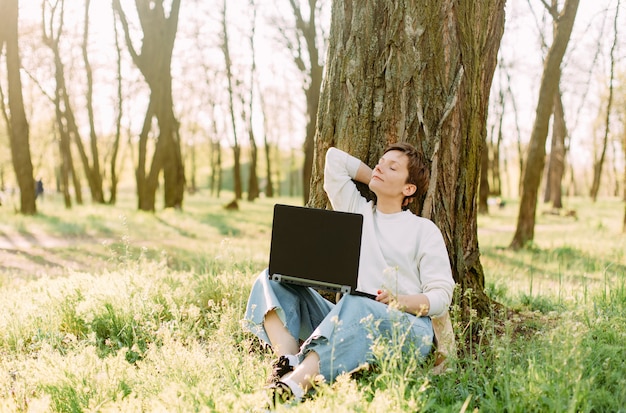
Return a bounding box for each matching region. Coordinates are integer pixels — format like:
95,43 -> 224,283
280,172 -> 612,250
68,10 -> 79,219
268,204 -> 363,293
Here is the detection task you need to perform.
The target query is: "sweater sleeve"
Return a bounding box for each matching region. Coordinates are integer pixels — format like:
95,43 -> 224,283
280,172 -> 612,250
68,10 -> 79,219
323,147 -> 366,213
418,222 -> 455,317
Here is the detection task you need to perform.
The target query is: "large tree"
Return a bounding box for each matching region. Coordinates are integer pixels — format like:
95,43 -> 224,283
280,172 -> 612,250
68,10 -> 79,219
0,0 -> 37,215
510,0 -> 579,249
113,0 -> 185,211
309,0 -> 505,315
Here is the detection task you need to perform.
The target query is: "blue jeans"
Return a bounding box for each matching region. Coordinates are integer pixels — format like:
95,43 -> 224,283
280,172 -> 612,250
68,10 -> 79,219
243,270 -> 434,382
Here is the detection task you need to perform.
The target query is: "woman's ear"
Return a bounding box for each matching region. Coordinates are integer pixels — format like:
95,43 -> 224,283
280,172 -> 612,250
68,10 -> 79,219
403,184 -> 417,197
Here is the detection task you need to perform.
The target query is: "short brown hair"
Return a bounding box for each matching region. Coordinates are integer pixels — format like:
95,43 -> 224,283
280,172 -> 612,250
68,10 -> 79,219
383,142 -> 430,210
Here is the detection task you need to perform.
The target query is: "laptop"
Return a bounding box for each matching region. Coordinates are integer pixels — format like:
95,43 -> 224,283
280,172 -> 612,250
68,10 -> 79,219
268,204 -> 375,298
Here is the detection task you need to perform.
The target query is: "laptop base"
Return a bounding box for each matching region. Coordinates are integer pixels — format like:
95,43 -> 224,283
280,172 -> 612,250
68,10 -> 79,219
270,274 -> 376,299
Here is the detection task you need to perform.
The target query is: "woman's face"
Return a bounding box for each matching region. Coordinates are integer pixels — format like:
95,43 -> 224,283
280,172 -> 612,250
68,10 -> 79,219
368,150 -> 415,200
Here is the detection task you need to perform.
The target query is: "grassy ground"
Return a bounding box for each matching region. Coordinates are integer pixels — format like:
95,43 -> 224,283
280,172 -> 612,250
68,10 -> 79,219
0,191 -> 624,412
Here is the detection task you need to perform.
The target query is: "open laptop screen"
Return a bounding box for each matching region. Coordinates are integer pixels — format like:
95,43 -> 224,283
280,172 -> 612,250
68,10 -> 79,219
268,204 -> 363,295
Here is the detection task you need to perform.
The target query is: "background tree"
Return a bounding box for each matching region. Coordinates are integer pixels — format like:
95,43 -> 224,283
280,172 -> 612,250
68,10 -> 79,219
0,0 -> 37,215
589,0 -> 620,202
42,0 -> 83,208
271,0 -> 326,204
543,89 -> 567,209
220,0 -> 243,202
108,12 -> 124,204
113,0 -> 185,211
623,126 -> 626,233
309,0 -> 506,316
510,0 -> 579,250
80,0 -> 105,203
258,85 -> 274,198
246,0 -> 260,202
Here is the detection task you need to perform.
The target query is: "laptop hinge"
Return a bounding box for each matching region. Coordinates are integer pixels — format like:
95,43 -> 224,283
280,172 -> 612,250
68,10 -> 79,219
271,273 -> 351,295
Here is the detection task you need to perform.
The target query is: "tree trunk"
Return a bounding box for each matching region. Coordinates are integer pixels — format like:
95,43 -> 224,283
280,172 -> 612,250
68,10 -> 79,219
493,87 -> 505,196
247,129 -> 260,201
259,93 -> 274,198
309,0 -> 505,317
0,0 -> 37,215
220,0 -> 242,201
302,71 -> 322,204
42,0 -> 84,207
623,125 -> 626,233
510,0 -> 579,250
57,122 -> 73,208
233,145 -> 242,201
108,12 -> 124,205
246,0 -> 260,202
544,90 -> 567,209
280,0 -> 324,205
264,136 -> 274,198
478,136 -> 490,215
82,0 -> 105,204
113,0 -> 185,211
590,1 -> 619,202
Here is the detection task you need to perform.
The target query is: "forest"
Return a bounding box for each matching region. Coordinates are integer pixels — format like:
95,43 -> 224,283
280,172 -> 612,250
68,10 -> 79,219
0,1 -> 623,218
1,0 -> 625,411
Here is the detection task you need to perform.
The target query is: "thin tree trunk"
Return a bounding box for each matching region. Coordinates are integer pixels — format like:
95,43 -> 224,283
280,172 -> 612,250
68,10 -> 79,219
246,0 -> 260,202
623,127 -> 626,233
510,0 -> 579,250
258,89 -> 274,197
492,81 -> 505,196
82,0 -> 104,203
247,129 -> 260,201
109,11 -> 124,204
545,89 -> 567,209
42,0 -> 83,207
590,0 -> 619,201
502,65 -> 524,197
264,137 -> 274,197
478,136 -> 490,215
220,0 -> 242,201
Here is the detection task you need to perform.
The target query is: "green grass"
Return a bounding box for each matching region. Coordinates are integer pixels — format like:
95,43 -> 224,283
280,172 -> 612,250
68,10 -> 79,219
0,192 -> 625,412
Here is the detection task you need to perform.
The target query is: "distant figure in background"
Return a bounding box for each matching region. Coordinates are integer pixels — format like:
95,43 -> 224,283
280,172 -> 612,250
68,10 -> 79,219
35,178 -> 44,200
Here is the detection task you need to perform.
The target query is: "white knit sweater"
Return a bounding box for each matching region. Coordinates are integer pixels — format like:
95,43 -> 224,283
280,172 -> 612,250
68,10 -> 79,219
323,147 -> 455,316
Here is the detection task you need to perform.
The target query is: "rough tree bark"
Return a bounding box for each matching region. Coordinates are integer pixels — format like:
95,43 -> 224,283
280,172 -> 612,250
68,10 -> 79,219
510,0 -> 579,249
309,0 -> 506,316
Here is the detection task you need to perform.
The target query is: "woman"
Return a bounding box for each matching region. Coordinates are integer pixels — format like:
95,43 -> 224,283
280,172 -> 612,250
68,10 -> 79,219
243,143 -> 455,405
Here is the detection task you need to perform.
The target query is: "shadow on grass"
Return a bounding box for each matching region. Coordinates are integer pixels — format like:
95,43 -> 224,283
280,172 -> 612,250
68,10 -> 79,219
0,248 -> 65,269
154,216 -> 198,239
482,244 -> 626,283
197,212 -> 241,236
28,214 -> 88,237
32,211 -> 130,239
